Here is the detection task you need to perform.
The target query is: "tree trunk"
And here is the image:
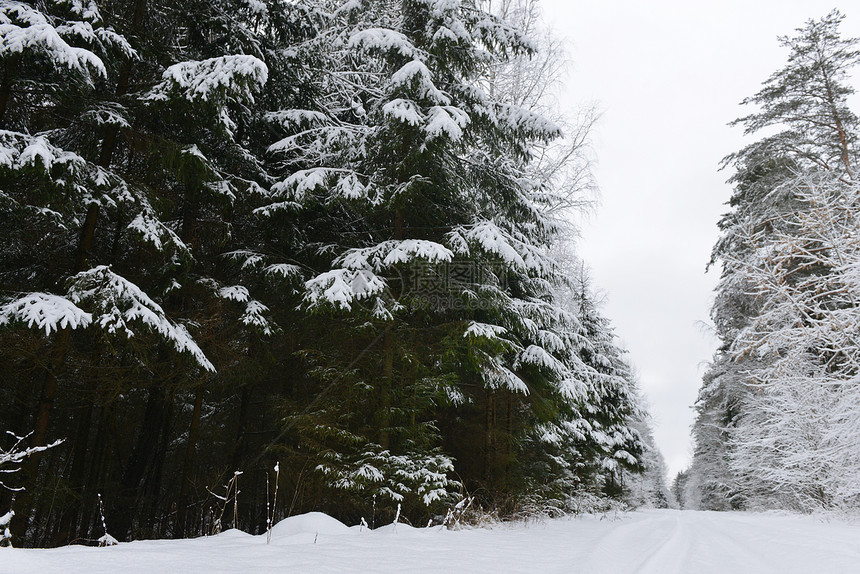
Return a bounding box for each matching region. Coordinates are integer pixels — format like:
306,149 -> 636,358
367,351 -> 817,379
379,328 -> 394,449
230,386 -> 252,471
821,69 -> 854,176
111,387 -> 169,540
176,384 -> 205,538
377,208 -> 404,449
52,402 -> 94,545
484,390 -> 495,485
145,392 -> 174,537
80,402 -> 114,539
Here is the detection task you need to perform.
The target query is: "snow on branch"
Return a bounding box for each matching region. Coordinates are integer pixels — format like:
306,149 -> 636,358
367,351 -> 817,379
316,445 -> 456,507
493,103 -> 561,141
472,13 -> 537,54
0,130 -> 86,174
382,99 -> 423,126
221,251 -> 302,282
219,285 -> 250,303
126,211 -> 189,255
214,283 -> 278,336
223,250 -> 265,270
557,377 -> 590,402
1,432 -> 63,492
0,293 -> 91,335
270,168 -> 330,199
148,55 -> 268,105
267,167 -> 369,203
0,129 -> 139,213
390,60 -> 450,105
425,105 -> 470,141
515,344 -> 568,377
475,351 -> 529,394
304,268 -> 387,311
264,264 -> 302,280
347,28 -> 419,59
337,239 -> 454,271
453,220 -> 553,274
264,109 -> 331,128
414,0 -> 463,18
463,321 -> 507,340
0,1 -> 106,78
55,21 -> 135,62
67,266 -> 215,371
241,300 -> 276,336
79,102 -> 131,129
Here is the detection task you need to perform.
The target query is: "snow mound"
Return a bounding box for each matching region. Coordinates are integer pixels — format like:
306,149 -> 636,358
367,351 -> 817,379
215,528 -> 252,539
268,512 -> 351,538
371,522 -> 420,535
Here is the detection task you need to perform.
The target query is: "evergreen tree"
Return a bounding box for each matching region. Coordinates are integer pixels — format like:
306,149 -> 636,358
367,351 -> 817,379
0,0 -> 272,542
725,172 -> 860,511
690,10 -> 860,511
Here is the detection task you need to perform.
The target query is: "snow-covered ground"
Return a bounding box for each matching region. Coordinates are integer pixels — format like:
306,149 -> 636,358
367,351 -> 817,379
4,509 -> 860,573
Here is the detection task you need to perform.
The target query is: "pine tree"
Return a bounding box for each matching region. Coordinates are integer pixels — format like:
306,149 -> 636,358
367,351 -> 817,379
725,172 -> 860,511
690,10 -> 860,511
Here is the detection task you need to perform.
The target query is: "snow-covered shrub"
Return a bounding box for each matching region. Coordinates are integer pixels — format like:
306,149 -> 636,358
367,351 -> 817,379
315,443 -> 459,515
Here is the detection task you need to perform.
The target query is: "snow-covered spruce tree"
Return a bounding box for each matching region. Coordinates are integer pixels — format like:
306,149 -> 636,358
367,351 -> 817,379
258,0 -> 542,518
252,0 -> 644,520
689,10 -> 860,510
624,416 -> 671,509
474,1 -> 643,510
672,470 -> 688,509
564,270 -> 643,499
514,267 -> 644,514
0,0 -> 277,543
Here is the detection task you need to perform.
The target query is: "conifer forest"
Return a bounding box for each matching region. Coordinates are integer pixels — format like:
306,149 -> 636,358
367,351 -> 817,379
0,0 -> 662,546
2,0 -> 860,557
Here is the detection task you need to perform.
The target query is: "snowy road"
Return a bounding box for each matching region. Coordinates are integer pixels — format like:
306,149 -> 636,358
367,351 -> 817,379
4,509 -> 860,573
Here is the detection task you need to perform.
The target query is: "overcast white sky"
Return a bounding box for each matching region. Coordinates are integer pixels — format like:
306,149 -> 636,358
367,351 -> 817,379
538,1 -> 860,477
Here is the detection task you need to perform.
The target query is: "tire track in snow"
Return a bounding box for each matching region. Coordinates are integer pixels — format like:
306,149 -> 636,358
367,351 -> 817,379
693,511 -> 860,573
689,513 -> 775,573
627,514 -> 692,574
578,511 -> 692,573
